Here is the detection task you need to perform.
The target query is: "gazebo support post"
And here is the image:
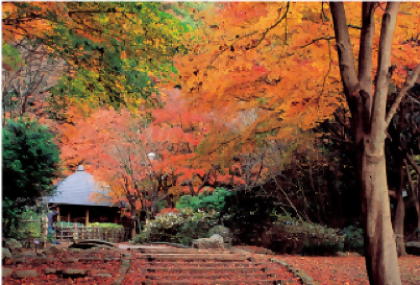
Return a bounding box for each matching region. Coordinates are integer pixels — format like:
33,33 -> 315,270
57,206 -> 60,222
85,208 -> 89,226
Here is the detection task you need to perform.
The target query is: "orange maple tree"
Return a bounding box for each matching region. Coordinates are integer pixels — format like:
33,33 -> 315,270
175,2 -> 419,159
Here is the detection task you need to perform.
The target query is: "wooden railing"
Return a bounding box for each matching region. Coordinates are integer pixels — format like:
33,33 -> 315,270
40,217 -> 125,245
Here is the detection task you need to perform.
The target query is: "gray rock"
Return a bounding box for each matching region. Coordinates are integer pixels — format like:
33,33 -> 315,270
207,225 -> 231,239
31,257 -> 49,265
42,245 -> 62,255
192,234 -> 224,250
2,248 -> 12,259
14,251 -> 38,259
43,268 -> 58,275
4,238 -> 22,251
10,258 -> 30,265
36,252 -> 47,258
2,268 -> 14,278
12,269 -> 38,279
10,247 -> 23,255
62,268 -> 90,277
405,241 -> 420,255
92,273 -> 113,278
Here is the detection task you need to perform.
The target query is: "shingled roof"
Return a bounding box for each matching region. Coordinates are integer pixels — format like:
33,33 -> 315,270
48,165 -> 118,207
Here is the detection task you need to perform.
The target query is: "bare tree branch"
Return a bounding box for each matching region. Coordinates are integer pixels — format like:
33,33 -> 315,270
385,63 -> 420,126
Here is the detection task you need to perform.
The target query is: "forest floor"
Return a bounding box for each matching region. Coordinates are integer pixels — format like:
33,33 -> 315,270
236,245 -> 420,285
2,244 -> 419,285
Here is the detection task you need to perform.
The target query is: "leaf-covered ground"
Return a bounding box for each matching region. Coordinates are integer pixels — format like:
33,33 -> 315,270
239,245 -> 420,285
2,247 -> 123,285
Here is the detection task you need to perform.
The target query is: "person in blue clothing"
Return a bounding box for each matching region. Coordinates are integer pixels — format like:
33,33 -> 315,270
47,205 -> 61,245
47,206 -> 58,234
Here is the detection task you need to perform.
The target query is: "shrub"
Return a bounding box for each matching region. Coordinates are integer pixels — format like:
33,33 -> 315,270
269,213 -> 346,256
131,208 -> 219,245
175,187 -> 232,212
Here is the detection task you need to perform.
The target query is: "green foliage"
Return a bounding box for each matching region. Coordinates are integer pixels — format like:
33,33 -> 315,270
198,187 -> 232,212
175,187 -> 232,212
45,2 -> 192,113
2,118 -> 61,201
1,203 -> 44,241
2,118 -> 60,238
55,221 -> 123,229
2,43 -> 23,70
131,208 -> 219,245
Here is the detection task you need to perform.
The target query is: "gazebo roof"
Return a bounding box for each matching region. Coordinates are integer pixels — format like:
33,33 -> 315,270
48,165 -> 118,207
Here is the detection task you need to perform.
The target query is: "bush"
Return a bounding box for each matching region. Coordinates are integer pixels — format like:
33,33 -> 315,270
175,187 -> 232,212
338,225 -> 364,254
131,208 -> 219,245
269,213 -> 346,256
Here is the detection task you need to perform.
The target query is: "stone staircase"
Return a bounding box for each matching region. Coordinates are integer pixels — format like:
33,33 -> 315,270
125,246 -> 300,285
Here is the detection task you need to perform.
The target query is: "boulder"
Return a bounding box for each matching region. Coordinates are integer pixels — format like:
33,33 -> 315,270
92,273 -> 113,278
42,245 -> 62,255
2,248 -> 12,259
192,234 -> 224,250
4,239 -> 22,251
2,268 -> 14,278
43,268 -> 58,275
12,269 -> 38,279
14,251 -> 38,259
405,242 -> 420,256
62,268 -> 90,278
31,257 -> 49,265
10,247 -> 23,255
207,225 -> 231,239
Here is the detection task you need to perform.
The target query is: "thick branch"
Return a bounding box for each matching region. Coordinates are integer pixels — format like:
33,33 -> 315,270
385,63 -> 420,126
370,3 -> 400,146
329,2 -> 359,104
358,3 -> 376,97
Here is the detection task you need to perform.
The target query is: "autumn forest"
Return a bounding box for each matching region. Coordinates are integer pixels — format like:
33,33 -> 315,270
2,2 -> 420,285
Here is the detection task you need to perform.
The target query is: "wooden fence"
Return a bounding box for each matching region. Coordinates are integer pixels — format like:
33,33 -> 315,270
40,217 -> 125,245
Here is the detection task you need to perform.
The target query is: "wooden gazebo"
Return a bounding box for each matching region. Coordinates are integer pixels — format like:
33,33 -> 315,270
47,165 -> 122,225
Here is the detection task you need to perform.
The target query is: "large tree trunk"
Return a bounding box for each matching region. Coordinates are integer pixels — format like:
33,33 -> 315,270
359,147 -> 401,284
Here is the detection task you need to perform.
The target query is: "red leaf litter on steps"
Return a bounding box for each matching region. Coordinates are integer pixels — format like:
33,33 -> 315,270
122,250 -> 301,285
236,245 -> 420,285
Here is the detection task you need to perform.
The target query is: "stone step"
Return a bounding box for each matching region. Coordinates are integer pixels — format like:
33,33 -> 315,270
144,262 -> 274,268
142,279 -> 280,285
139,254 -> 250,261
145,273 -> 274,280
141,266 -> 272,273
138,248 -> 237,254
